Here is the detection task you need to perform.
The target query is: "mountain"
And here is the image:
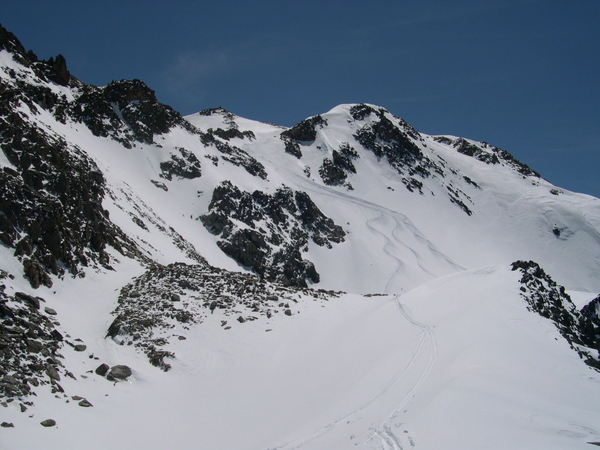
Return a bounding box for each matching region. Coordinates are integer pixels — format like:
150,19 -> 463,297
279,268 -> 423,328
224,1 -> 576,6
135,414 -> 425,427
1,24 -> 600,449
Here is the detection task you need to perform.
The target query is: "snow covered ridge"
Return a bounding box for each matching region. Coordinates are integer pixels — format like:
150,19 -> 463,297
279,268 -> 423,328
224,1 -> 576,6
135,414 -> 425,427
2,23 -> 600,448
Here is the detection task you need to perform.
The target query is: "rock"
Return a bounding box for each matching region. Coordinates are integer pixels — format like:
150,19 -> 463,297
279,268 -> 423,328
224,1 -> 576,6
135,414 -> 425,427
237,316 -> 245,323
73,344 -> 87,352
14,291 -> 40,309
95,363 -> 109,376
3,375 -> 18,385
50,329 -> 63,341
40,419 -> 56,427
78,399 -> 93,407
19,403 -> 27,412
107,365 -> 132,380
26,340 -> 45,353
1,422 -> 14,428
44,307 -> 57,315
46,366 -> 60,381
284,309 -> 293,316
23,260 -> 53,289
170,293 -> 181,302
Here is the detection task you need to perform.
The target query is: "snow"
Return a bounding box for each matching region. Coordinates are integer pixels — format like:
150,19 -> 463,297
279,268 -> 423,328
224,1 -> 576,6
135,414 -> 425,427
2,50 -> 600,449
4,265 -> 600,449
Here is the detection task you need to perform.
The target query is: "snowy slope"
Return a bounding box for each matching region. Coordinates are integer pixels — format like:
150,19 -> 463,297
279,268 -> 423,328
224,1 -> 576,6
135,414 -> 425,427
1,24 -> 600,449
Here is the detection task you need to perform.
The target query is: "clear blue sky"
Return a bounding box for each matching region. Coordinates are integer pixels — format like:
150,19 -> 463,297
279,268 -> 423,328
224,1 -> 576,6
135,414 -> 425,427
3,0 -> 600,197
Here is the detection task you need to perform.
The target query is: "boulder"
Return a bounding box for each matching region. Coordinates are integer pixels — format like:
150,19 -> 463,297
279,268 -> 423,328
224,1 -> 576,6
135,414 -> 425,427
94,363 -> 109,376
107,365 -> 132,380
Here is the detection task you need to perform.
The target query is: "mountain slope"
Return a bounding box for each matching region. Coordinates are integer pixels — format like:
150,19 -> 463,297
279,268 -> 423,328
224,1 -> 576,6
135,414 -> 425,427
1,24 -> 600,449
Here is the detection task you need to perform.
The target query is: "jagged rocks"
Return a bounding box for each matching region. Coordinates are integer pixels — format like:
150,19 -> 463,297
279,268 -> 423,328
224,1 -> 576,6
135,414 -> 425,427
198,132 -> 267,179
197,107 -> 256,141
351,105 -> 433,193
436,137 -> 540,178
160,147 -> 202,180
0,285 -> 66,401
200,181 -> 345,287
69,79 -> 192,147
281,115 -> 327,142
511,260 -> 600,369
280,115 -> 328,158
319,142 -> 358,187
580,296 -> 600,350
0,109 -> 142,286
14,291 -> 40,309
108,262 -> 340,368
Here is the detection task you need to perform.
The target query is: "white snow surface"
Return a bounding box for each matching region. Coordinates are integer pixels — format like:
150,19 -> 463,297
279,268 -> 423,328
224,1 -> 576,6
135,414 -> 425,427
2,53 -> 600,449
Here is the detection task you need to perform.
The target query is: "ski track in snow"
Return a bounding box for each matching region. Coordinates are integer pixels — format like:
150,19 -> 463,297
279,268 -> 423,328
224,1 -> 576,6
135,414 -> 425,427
287,170 -> 465,278
270,298 -> 436,450
268,171 -> 439,449
368,298 -> 437,449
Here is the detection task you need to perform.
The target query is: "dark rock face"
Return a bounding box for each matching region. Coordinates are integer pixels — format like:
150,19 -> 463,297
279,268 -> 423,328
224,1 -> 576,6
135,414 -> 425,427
200,181 -> 345,287
351,104 -> 433,194
349,104 -> 477,215
160,147 -> 202,180
0,117 -> 141,286
511,260 -> 600,370
319,142 -> 358,187
281,115 -> 328,142
197,107 -> 256,141
69,79 -> 192,147
280,115 -> 328,158
0,35 -> 148,287
107,262 -> 341,369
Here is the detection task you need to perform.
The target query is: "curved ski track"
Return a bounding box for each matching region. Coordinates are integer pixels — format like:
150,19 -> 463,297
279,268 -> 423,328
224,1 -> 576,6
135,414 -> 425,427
267,171 -> 438,449
289,171 -> 465,278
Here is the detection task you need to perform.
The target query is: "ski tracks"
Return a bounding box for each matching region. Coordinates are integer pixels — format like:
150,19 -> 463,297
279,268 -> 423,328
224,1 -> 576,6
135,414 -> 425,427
269,172 -> 439,449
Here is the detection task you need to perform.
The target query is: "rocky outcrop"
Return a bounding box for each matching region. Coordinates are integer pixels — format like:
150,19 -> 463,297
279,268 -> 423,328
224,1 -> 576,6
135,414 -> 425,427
0,276 -> 68,401
351,104 -> 434,194
107,262 -> 341,369
319,142 -> 358,187
69,79 -> 193,147
434,136 -> 539,178
511,260 -> 600,370
0,111 -> 143,286
198,132 -> 267,179
200,181 -> 345,287
280,115 -> 328,158
160,147 -> 202,180
281,115 -> 328,142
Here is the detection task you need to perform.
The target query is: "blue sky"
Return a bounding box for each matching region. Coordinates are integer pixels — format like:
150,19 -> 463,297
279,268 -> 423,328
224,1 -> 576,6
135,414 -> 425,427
3,0 -> 600,197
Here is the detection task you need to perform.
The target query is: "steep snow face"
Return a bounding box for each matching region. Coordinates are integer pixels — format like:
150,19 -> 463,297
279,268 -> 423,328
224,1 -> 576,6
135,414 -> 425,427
2,25 -> 600,450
